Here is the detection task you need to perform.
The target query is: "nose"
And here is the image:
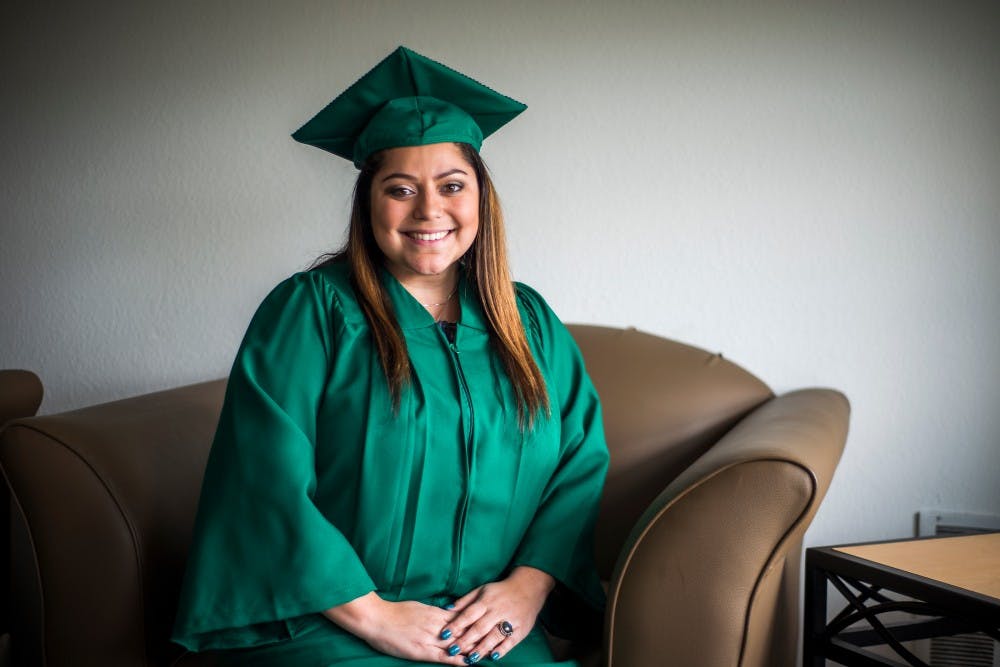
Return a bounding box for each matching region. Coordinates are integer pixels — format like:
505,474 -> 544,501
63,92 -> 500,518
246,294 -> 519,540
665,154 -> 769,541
413,189 -> 442,220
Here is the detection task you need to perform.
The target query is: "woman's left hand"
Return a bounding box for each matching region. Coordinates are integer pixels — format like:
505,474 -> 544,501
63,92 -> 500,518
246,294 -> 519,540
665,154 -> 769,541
445,566 -> 555,663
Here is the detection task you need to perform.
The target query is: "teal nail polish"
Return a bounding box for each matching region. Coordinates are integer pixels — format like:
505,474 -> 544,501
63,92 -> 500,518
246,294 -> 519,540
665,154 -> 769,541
440,628 -> 452,640
448,644 -> 460,656
445,603 -> 456,610
467,652 -> 481,664
490,651 -> 501,661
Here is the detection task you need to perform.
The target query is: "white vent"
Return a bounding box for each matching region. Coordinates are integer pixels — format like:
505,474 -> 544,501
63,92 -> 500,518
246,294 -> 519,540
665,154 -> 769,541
917,509 -> 1000,537
930,634 -> 997,667
916,509 -> 1000,667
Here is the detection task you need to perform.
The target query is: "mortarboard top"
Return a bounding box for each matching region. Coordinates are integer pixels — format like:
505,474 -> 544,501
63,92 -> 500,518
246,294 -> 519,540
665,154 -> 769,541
292,46 -> 526,168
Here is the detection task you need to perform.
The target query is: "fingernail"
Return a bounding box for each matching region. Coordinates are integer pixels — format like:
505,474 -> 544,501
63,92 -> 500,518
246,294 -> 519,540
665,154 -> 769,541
469,652 -> 481,664
490,651 -> 501,661
448,644 -> 461,656
445,603 -> 456,610
440,628 -> 453,640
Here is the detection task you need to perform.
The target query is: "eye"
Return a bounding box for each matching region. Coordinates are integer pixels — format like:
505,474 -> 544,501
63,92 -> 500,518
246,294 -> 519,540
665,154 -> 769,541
387,185 -> 415,198
441,181 -> 464,194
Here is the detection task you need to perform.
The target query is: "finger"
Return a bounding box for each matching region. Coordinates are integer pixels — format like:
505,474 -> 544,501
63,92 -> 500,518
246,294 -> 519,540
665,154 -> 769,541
416,630 -> 468,665
432,614 -> 470,658
438,639 -> 465,660
486,636 -> 514,662
420,642 -> 467,666
438,644 -> 471,666
448,601 -> 490,639
450,586 -> 483,612
426,604 -> 461,643
434,629 -> 471,660
462,614 -> 510,656
435,599 -> 458,640
467,624 -> 516,664
386,634 -> 465,665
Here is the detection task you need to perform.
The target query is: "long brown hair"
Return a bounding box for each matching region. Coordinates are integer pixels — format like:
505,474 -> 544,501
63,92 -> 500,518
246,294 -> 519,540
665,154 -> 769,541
311,143 -> 549,428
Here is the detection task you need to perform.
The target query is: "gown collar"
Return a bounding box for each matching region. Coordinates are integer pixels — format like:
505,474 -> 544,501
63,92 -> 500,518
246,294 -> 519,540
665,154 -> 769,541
380,265 -> 489,332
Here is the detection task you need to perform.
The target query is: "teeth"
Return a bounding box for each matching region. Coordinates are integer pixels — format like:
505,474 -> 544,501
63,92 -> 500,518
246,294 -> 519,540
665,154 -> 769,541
409,231 -> 450,241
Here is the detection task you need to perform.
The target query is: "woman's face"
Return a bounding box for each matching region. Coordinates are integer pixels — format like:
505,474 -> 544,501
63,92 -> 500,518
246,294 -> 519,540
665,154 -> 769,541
369,143 -> 480,285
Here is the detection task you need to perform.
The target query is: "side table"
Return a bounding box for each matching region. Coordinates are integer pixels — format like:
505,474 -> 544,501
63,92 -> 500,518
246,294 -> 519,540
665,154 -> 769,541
804,532 -> 1000,666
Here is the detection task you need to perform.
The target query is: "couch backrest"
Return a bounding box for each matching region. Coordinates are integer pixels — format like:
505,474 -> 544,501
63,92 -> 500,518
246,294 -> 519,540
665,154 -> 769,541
567,325 -> 773,577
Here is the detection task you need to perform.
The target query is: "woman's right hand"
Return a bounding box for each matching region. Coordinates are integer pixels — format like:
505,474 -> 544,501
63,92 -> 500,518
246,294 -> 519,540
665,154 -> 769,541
323,592 -> 468,664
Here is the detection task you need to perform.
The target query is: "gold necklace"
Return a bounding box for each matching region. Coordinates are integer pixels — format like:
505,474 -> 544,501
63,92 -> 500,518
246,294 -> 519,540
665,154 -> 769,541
419,287 -> 457,308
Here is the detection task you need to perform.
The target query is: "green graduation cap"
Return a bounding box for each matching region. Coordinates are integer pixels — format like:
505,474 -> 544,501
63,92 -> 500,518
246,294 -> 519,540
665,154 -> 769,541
292,46 -> 527,168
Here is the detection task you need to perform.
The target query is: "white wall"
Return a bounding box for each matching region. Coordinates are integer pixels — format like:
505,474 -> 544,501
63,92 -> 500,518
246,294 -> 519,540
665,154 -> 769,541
3,0 -> 998,549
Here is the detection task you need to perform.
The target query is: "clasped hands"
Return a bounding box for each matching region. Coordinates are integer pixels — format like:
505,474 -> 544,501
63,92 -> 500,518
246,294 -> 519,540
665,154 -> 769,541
324,566 -> 555,664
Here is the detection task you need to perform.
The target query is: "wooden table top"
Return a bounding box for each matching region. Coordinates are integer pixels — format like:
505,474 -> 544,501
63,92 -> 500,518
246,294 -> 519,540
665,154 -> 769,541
835,532 -> 1000,600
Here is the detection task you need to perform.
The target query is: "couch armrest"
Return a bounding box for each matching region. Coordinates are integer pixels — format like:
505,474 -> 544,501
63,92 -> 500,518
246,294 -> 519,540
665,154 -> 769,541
604,388 -> 849,667
1,369 -> 44,663
0,379 -> 225,667
0,370 -> 43,428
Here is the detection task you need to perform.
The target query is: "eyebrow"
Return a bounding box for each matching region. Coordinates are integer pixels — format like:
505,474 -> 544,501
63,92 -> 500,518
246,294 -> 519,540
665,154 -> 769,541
380,168 -> 468,183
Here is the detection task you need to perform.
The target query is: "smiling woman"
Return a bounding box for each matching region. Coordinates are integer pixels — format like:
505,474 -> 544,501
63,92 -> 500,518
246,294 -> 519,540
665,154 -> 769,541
370,144 -> 481,299
171,46 -> 609,667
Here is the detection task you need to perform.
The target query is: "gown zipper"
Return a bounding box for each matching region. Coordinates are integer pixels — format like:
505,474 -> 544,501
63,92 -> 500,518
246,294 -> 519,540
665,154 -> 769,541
443,335 -> 475,594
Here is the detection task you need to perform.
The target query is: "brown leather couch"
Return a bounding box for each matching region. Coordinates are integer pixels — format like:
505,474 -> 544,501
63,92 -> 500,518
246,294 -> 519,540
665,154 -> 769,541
0,325 -> 849,666
1,369 -> 44,667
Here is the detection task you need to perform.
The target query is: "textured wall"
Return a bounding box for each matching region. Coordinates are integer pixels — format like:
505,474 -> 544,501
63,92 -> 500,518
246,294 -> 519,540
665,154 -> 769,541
2,0 -> 999,547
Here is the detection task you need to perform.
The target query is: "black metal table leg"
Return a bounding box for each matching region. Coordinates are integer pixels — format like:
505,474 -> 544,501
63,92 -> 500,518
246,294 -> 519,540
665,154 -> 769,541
804,550 -> 828,666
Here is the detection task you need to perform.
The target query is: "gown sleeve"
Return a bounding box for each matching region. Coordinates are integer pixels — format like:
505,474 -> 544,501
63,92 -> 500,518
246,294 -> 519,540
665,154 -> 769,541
172,271 -> 376,651
511,284 -> 610,640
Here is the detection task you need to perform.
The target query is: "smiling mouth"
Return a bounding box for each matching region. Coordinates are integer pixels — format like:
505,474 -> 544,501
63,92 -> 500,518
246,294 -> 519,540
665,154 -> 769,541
405,230 -> 452,241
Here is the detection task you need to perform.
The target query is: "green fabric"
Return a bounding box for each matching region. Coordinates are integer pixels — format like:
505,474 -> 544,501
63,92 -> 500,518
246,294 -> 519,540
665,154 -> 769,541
214,620 -> 570,667
291,46 -> 526,167
172,261 -> 609,666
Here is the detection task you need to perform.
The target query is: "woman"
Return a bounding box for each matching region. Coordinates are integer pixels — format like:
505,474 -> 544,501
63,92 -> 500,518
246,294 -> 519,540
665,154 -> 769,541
173,47 -> 608,667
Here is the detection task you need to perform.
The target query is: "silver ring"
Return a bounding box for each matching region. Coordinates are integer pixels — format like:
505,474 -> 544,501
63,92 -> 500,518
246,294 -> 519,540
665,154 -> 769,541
498,620 -> 514,637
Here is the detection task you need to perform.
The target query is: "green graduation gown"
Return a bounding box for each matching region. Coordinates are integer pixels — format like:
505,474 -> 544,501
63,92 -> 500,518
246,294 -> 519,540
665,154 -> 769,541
172,261 -> 609,666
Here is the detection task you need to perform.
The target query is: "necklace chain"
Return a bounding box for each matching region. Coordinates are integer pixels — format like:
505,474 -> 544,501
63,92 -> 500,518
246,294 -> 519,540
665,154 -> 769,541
420,286 -> 458,308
